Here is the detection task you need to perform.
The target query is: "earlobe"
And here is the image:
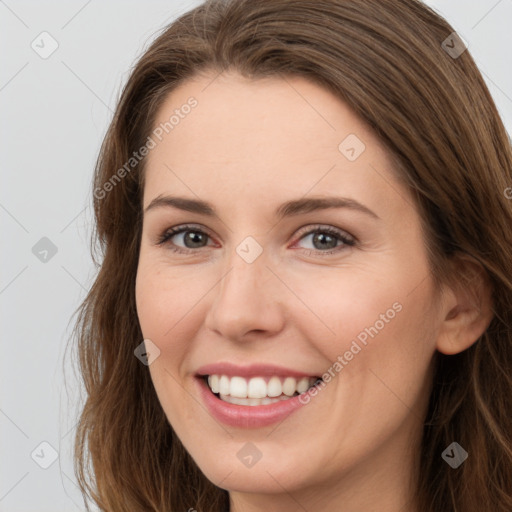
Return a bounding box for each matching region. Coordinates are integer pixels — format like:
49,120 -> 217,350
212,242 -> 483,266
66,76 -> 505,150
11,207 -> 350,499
435,254 -> 494,355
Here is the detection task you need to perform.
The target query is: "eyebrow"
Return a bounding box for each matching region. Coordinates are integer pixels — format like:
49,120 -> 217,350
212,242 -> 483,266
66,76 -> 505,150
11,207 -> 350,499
144,195 -> 380,220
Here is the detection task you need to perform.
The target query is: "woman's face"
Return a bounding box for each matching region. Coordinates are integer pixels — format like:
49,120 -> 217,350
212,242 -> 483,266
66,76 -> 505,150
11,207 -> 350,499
135,71 -> 445,504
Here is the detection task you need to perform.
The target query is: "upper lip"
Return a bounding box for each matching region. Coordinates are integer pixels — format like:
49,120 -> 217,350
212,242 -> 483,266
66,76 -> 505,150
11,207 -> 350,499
196,362 -> 321,379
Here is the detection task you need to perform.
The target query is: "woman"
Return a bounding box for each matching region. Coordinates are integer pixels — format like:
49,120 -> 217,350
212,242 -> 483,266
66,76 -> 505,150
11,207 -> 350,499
72,0 -> 512,510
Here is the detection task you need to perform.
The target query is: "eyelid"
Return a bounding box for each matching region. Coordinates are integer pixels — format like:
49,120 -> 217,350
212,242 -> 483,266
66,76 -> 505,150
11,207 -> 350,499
156,223 -> 216,245
291,224 -> 356,243
288,224 -> 356,256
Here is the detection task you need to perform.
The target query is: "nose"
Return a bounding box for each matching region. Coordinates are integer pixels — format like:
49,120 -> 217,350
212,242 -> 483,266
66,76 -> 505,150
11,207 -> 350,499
203,248 -> 286,342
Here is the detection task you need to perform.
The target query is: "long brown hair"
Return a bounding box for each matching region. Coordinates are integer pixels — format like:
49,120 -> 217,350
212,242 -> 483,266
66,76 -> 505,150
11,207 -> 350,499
70,0 -> 512,510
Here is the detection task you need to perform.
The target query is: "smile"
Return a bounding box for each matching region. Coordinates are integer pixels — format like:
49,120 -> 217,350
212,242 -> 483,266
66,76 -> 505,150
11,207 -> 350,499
194,363 -> 324,428
206,374 -> 321,406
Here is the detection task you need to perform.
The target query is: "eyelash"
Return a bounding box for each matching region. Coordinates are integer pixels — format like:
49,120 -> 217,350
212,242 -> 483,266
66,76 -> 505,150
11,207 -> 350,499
156,223 -> 356,257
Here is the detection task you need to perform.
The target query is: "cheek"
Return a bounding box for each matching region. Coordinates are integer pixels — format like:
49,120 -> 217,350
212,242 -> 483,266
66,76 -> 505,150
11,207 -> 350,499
135,258 -> 209,342
136,248 -> 437,379
295,262 -> 437,406
135,261 -> 203,427
287,265 -> 409,358
135,258 -> 223,418
287,270 -> 437,466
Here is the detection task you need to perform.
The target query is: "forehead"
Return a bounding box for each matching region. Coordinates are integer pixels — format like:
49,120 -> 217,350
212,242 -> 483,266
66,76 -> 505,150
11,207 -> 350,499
149,71 -> 381,161
143,71 -> 407,218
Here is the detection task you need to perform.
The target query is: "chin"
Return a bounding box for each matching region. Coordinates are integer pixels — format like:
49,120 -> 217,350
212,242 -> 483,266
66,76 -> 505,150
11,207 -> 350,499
187,446 -> 314,495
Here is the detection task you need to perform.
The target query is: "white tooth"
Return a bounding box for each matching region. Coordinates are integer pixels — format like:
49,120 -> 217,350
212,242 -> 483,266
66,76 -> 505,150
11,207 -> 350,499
219,375 -> 230,395
282,377 -> 297,396
214,375 -> 317,401
208,375 -> 219,393
219,394 -> 236,404
247,377 -> 267,398
230,376 -> 248,398
297,377 -> 309,393
267,376 -> 282,397
218,393 -> 296,406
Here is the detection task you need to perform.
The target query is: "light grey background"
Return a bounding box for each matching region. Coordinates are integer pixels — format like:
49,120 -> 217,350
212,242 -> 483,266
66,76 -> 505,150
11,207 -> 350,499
1,1 -> 511,511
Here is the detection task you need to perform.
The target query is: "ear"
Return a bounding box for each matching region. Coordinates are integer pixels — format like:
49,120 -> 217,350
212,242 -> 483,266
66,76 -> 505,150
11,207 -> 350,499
436,253 -> 494,355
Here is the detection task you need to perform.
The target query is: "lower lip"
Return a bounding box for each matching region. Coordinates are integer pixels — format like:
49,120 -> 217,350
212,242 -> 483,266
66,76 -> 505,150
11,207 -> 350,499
196,377 -> 309,428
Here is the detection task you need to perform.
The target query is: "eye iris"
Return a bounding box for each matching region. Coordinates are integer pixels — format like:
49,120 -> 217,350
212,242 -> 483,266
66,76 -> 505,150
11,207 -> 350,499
313,232 -> 337,250
172,229 -> 345,251
184,231 -> 207,248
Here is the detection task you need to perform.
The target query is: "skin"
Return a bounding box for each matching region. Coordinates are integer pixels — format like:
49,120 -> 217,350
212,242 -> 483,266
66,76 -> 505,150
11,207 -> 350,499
135,71 -> 492,512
